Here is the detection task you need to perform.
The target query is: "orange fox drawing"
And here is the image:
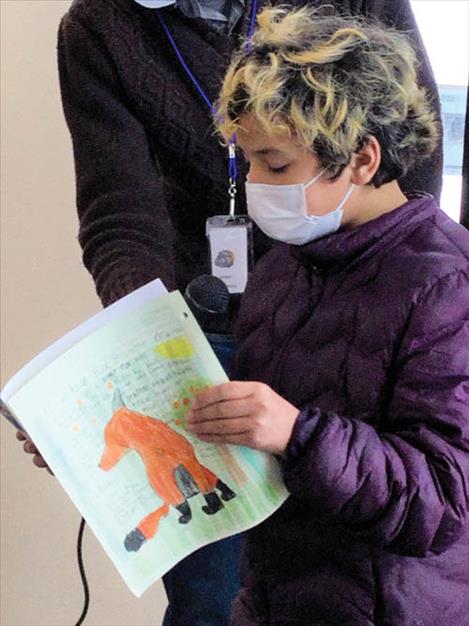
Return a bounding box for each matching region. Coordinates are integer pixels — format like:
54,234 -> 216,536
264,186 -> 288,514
99,389 -> 236,552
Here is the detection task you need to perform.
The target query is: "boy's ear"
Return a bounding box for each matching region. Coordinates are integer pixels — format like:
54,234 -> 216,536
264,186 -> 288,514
350,136 -> 381,185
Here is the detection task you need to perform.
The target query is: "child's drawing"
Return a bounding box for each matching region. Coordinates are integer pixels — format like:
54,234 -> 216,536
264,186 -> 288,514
99,389 -> 236,552
153,335 -> 194,360
169,381 -> 248,488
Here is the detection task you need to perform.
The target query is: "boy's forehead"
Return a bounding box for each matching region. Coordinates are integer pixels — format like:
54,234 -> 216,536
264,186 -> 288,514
236,117 -> 296,155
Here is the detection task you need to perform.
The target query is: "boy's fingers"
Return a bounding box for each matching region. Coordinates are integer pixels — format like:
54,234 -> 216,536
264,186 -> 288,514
34,454 -> 54,475
14,431 -> 53,474
189,398 -> 252,423
194,381 -> 255,409
197,433 -> 249,447
33,454 -> 48,468
189,416 -> 252,436
23,441 -> 38,455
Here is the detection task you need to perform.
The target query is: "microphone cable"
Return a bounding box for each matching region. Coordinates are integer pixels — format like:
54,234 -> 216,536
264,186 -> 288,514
74,517 -> 90,626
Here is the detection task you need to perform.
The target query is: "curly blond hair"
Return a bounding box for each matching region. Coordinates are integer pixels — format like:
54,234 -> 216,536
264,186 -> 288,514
216,5 -> 439,185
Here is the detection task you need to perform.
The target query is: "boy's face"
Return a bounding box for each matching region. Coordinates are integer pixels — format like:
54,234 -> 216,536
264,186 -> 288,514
236,114 -> 356,218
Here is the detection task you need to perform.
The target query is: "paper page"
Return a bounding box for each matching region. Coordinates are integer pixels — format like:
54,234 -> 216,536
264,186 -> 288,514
8,291 -> 288,597
1,278 -> 167,402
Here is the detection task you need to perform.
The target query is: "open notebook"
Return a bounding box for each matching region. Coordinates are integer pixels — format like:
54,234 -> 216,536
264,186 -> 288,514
1,278 -> 288,596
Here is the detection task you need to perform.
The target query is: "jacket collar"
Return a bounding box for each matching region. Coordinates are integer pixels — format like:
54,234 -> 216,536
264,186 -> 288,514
290,194 -> 438,273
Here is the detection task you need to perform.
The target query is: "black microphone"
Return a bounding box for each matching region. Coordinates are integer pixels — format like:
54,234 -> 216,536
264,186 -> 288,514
184,275 -> 232,333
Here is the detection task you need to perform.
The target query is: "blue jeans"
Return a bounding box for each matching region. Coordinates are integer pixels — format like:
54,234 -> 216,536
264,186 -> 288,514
162,333 -> 242,626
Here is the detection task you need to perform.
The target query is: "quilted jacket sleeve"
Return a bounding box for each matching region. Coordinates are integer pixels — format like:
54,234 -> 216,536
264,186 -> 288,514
281,269 -> 469,557
58,11 -> 176,306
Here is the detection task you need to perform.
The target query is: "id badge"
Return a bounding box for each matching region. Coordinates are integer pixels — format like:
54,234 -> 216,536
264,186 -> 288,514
206,215 -> 253,294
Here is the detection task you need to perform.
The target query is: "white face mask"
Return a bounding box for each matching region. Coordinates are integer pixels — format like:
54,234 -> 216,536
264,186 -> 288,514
134,0 -> 175,8
246,169 -> 355,245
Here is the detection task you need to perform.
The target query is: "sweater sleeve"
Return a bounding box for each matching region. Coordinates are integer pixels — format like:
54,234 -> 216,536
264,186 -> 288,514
281,269 -> 469,557
360,0 -> 443,199
58,12 -> 176,306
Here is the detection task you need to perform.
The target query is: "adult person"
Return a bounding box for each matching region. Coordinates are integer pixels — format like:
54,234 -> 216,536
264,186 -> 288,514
17,0 -> 444,624
188,6 -> 469,624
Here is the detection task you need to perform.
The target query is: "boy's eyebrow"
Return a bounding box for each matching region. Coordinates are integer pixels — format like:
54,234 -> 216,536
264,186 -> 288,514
239,147 -> 285,157
255,148 -> 283,156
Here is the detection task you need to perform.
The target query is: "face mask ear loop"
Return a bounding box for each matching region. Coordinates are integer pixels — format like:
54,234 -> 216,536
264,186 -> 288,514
336,183 -> 356,211
303,168 -> 326,189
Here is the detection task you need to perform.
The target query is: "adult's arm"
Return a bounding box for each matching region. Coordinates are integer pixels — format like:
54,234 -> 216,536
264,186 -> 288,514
58,11 -> 176,306
281,269 -> 469,557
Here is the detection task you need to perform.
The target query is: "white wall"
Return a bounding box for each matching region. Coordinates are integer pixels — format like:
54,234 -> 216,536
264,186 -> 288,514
0,2 -> 167,624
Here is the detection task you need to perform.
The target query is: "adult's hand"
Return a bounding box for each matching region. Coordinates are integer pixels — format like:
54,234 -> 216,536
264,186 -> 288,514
16,431 -> 54,475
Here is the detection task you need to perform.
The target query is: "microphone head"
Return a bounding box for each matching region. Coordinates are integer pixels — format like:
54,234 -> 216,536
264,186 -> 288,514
185,275 -> 230,314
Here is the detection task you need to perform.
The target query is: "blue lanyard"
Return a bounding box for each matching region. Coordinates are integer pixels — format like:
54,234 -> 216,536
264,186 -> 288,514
157,0 -> 258,216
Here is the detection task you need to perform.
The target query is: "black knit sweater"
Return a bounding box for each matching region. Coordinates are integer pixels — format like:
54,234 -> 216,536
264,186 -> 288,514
58,0 -> 443,306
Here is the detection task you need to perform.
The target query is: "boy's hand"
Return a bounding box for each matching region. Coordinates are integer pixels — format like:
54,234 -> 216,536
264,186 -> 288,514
16,431 -> 54,475
187,381 -> 299,454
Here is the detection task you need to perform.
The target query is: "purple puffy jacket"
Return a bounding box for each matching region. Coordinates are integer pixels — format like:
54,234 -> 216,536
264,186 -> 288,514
231,195 -> 469,626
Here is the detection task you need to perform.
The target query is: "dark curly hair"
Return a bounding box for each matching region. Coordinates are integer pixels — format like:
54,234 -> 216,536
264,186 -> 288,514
216,5 -> 439,186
